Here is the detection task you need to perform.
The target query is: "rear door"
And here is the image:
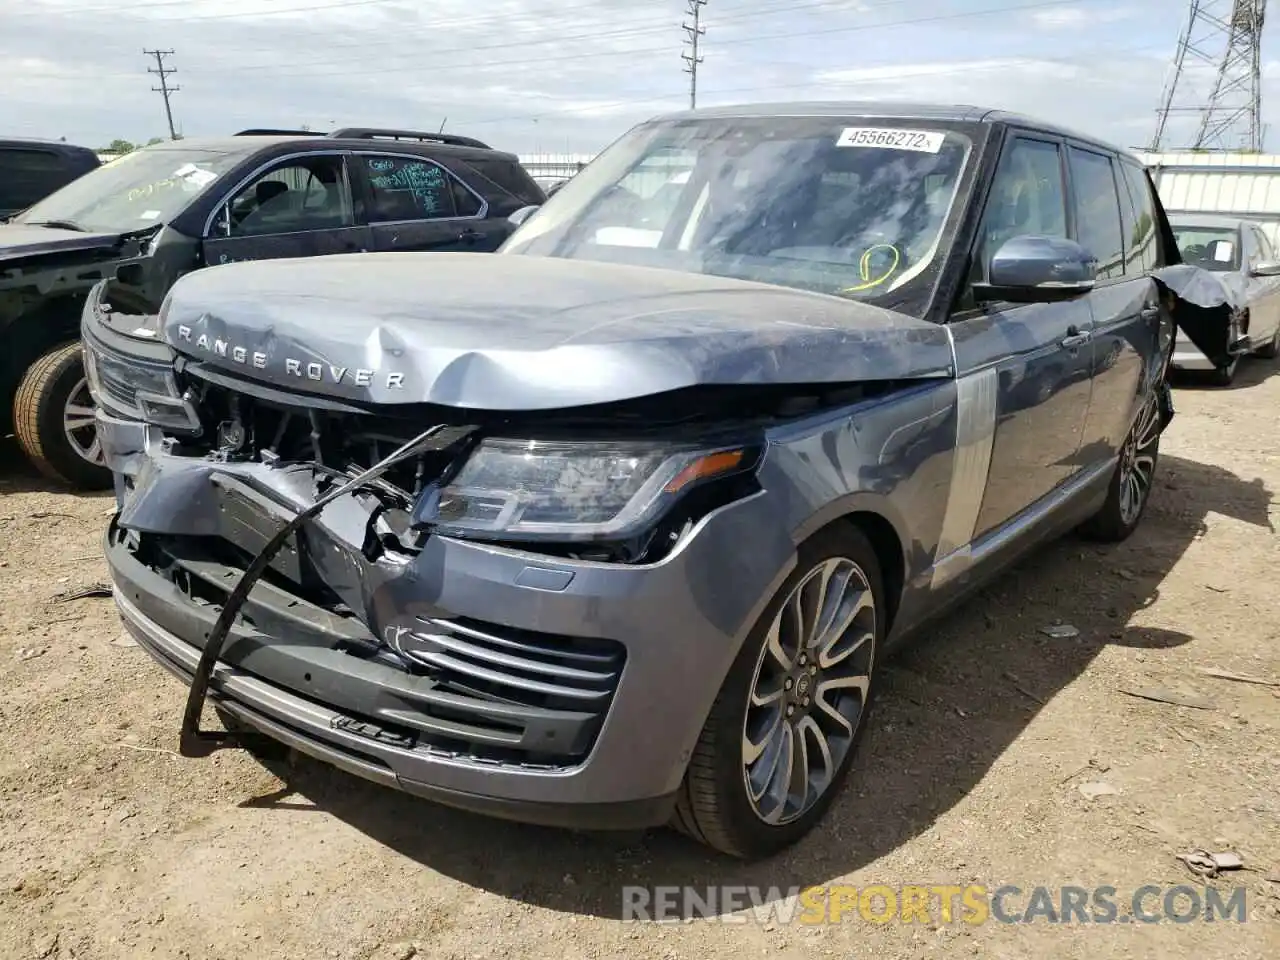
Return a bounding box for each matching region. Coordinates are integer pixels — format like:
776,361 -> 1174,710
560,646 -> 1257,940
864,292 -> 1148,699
1070,148 -> 1164,465
201,151 -> 371,267
947,132 -> 1096,539
351,153 -> 492,253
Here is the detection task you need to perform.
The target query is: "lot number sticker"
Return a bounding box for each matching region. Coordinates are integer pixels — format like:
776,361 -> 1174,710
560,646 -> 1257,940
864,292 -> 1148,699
836,127 -> 945,153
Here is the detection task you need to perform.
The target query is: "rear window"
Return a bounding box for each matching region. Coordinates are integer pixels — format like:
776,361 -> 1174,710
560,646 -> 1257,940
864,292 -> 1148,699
461,158 -> 545,206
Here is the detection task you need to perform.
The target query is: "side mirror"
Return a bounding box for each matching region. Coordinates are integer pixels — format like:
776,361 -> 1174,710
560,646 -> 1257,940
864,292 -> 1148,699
973,235 -> 1098,304
1250,260 -> 1280,277
508,205 -> 539,228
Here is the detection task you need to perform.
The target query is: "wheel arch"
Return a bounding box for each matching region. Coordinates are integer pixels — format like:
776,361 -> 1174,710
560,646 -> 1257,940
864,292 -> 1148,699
1,295 -> 85,410
791,498 -> 909,637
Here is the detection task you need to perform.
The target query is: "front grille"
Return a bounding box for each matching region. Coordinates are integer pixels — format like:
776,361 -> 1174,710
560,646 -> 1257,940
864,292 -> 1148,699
122,527 -> 627,767
176,370 -> 463,499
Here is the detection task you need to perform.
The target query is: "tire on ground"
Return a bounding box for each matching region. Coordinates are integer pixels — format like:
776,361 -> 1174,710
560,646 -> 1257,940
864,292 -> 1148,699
12,340 -> 112,490
1080,395 -> 1161,543
670,522 -> 885,859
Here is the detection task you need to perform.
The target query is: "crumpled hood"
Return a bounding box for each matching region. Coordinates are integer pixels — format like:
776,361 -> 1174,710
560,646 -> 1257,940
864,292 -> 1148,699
1152,264 -> 1249,367
0,223 -> 123,263
160,251 -> 954,409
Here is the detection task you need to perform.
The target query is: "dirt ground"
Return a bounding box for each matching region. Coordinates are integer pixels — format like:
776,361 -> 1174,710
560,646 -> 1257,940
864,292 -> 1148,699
1,364 -> 1278,960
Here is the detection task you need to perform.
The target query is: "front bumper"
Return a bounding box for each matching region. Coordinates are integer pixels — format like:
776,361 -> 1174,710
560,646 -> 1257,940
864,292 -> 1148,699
99,413 -> 797,827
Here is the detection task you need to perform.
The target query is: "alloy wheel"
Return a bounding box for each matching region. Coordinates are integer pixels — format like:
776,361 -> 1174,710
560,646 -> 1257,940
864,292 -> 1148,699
741,557 -> 876,825
1118,394 -> 1160,527
63,376 -> 104,466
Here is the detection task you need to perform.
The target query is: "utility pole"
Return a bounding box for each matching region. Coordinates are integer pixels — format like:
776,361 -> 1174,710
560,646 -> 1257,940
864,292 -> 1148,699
681,0 -> 707,110
145,49 -> 180,141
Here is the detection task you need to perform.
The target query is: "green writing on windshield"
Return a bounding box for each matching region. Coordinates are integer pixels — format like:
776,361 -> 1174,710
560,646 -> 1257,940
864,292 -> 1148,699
371,162 -> 446,213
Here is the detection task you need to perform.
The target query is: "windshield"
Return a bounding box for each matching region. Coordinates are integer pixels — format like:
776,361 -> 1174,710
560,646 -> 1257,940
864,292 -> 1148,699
502,116 -> 977,317
14,146 -> 243,233
1171,225 -> 1240,273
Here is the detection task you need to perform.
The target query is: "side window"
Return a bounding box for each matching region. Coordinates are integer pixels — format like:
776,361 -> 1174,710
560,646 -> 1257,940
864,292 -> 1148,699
973,137 -> 1067,284
1067,146 -> 1125,280
461,158 -> 544,206
0,148 -> 66,210
360,156 -> 459,222
450,177 -> 483,217
220,155 -> 353,238
1251,225 -> 1274,262
1118,162 -> 1158,272
1240,227 -> 1258,269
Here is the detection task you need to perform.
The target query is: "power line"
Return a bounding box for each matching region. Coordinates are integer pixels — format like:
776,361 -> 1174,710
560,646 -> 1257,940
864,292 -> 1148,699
22,0 -> 895,67
13,0 -> 404,22
682,0 -> 707,110
218,0 -> 1112,81
455,40 -> 1168,129
30,0 -> 1111,85
145,48 -> 179,140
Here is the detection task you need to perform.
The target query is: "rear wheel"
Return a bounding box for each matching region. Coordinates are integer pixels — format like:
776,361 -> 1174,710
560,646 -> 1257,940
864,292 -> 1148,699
670,525 -> 883,859
12,341 -> 112,490
1080,390 -> 1161,543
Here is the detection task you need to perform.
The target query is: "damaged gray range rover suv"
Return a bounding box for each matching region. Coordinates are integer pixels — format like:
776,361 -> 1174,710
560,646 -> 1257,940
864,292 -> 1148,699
90,103 -> 1217,859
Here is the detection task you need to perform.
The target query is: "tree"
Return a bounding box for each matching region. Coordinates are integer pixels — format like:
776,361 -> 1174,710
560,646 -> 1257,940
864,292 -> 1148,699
146,137 -> 164,146
103,139 -> 137,154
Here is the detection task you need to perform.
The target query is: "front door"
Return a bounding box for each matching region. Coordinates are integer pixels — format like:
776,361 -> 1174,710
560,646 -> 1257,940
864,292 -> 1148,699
202,152 -> 370,267
353,153 -> 495,253
948,133 -> 1096,542
1244,223 -> 1280,347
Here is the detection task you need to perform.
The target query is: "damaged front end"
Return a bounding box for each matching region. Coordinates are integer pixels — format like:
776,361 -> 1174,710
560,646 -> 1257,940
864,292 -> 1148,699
88,275 -> 931,825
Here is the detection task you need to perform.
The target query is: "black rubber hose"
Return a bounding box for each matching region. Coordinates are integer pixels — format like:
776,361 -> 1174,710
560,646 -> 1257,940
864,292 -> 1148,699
178,422 -> 476,757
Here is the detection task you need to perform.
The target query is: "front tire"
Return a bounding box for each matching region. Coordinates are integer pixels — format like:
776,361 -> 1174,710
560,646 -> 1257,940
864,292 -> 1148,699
1210,355 -> 1239,386
12,341 -> 112,490
1080,390 -> 1161,543
670,525 -> 883,859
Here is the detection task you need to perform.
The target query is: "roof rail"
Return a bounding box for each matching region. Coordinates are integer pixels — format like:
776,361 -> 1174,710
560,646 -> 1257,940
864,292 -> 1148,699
328,127 -> 492,150
234,128 -> 325,137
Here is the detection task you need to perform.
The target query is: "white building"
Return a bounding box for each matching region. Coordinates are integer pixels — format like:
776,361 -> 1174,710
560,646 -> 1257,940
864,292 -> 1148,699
1138,150 -> 1280,248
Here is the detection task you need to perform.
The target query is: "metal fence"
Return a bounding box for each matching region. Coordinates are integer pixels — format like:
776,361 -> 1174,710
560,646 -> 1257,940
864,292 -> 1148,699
518,153 -> 595,180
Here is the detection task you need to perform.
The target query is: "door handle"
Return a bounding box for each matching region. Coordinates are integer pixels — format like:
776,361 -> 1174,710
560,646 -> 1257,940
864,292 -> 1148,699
1140,305 -> 1160,321
1060,327 -> 1092,349
458,228 -> 487,244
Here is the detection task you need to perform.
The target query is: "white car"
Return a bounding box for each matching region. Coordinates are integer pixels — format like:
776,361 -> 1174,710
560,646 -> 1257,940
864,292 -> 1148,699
1169,214 -> 1280,384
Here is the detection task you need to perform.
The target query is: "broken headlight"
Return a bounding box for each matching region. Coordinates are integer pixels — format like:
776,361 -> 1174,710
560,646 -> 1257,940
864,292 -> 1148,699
417,437 -> 759,542
83,339 -> 200,434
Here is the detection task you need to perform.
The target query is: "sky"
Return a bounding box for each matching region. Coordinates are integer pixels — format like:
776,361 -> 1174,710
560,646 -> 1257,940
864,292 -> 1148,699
2,0 -> 1279,155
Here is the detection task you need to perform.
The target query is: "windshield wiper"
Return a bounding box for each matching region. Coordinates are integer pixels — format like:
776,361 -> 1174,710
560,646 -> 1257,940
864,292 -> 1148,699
27,219 -> 88,232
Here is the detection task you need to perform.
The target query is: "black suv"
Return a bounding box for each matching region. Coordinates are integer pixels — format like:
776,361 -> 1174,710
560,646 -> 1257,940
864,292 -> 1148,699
0,127 -> 542,489
0,138 -> 100,220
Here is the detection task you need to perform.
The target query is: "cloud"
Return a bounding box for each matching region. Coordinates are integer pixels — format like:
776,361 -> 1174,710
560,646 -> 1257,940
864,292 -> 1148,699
0,0 -> 1272,154
1028,4 -> 1136,29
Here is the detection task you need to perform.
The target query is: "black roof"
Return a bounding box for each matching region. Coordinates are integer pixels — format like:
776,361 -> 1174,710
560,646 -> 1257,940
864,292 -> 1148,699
131,130 -> 517,162
0,136 -> 97,154
649,101 -> 1141,164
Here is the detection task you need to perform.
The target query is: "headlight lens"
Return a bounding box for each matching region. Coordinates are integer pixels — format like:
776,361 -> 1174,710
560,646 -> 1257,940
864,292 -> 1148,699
420,437 -> 757,541
83,339 -> 200,434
